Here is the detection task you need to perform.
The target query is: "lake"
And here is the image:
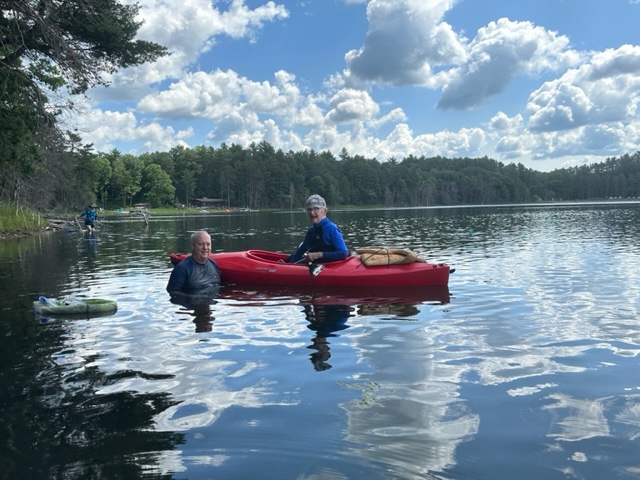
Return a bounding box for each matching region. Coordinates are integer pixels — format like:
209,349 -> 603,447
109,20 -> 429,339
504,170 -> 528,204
1,203 -> 639,479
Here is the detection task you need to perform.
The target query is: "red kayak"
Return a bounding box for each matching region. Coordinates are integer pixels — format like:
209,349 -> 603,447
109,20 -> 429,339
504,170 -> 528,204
169,249 -> 450,287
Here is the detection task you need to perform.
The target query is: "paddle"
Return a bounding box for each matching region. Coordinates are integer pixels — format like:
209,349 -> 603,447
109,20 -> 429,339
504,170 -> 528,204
304,252 -> 324,277
293,253 -> 324,277
309,262 -> 324,277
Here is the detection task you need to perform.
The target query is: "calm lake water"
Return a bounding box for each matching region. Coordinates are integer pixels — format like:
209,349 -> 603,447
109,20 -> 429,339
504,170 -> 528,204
1,203 -> 640,480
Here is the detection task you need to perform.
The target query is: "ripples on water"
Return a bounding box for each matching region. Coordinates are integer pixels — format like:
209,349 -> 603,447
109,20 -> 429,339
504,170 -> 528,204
1,204 -> 640,479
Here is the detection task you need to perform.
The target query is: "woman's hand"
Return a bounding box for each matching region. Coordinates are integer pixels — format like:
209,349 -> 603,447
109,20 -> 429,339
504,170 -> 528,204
305,252 -> 323,261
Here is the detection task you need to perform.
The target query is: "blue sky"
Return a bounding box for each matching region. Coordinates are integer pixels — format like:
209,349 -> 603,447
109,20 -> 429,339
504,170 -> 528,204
73,0 -> 640,172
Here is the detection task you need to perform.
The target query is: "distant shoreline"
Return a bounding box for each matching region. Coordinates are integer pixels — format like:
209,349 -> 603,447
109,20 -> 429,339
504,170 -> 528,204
2,199 -> 639,241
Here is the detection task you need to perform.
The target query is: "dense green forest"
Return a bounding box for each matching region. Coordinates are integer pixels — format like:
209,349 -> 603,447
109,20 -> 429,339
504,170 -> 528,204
10,141 -> 640,212
2,2 -> 640,214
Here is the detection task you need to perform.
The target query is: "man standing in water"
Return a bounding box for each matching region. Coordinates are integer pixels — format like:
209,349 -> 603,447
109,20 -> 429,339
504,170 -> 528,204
78,204 -> 98,234
166,230 -> 222,305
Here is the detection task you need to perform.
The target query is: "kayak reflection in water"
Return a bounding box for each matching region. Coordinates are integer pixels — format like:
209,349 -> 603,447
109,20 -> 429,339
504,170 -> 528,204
304,304 -> 353,371
167,230 -> 222,332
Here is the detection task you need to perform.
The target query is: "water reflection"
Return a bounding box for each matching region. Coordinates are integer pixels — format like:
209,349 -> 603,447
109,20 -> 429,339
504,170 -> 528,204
218,284 -> 450,307
82,231 -> 100,254
304,304 -> 353,371
219,284 -> 448,373
169,285 -> 220,333
5,314 -> 183,479
3,204 -> 640,479
339,318 -> 480,479
173,303 -> 216,333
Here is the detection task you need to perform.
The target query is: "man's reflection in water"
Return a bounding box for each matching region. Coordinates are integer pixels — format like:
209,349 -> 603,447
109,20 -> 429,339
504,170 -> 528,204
170,285 -> 220,333
303,304 -> 353,371
82,232 -> 99,254
192,303 -> 214,333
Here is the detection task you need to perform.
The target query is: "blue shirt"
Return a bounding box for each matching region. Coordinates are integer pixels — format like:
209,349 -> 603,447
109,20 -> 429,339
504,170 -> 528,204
79,208 -> 98,223
288,217 -> 348,263
166,256 -> 222,294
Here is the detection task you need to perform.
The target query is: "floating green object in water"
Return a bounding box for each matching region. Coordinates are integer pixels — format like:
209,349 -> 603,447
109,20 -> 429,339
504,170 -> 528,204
34,296 -> 117,316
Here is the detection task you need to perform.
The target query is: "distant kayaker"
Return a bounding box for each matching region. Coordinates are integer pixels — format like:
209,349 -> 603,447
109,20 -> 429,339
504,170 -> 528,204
78,204 -> 99,234
285,194 -> 348,263
167,230 -> 222,307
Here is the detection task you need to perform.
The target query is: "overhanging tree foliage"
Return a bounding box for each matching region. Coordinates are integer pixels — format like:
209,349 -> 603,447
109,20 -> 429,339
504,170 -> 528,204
0,0 -> 168,208
0,0 -> 168,93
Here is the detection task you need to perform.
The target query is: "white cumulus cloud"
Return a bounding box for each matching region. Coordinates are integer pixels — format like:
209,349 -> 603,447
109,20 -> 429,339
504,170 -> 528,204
345,0 -> 466,87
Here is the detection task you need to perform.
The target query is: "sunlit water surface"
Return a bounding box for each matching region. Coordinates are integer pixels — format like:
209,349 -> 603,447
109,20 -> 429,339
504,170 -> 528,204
1,203 -> 640,479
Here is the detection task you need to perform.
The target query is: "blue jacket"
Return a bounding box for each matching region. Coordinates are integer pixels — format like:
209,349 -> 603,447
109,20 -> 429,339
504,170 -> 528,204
288,217 -> 348,263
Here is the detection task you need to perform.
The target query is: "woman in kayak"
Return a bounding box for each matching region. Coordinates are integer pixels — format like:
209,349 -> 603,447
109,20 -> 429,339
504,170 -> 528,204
285,194 -> 348,264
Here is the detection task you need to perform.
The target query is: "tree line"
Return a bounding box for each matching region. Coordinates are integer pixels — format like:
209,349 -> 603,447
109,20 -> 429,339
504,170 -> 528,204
10,139 -> 640,212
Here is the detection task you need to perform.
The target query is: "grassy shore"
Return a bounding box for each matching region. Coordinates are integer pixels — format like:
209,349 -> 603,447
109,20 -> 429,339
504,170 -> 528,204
0,204 -> 282,239
0,204 -> 239,239
0,203 -> 47,238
